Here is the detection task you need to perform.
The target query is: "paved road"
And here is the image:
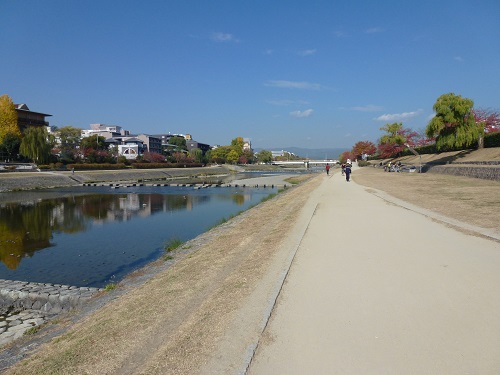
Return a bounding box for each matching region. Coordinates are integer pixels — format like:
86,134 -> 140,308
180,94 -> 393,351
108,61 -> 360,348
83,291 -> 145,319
247,168 -> 500,374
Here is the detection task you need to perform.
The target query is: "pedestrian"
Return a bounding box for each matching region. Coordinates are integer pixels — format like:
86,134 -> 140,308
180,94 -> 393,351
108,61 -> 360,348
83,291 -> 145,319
325,163 -> 330,175
345,164 -> 352,182
341,163 -> 346,175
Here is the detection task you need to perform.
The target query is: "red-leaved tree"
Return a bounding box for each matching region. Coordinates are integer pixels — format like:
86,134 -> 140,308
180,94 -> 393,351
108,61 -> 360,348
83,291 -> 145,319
351,141 -> 376,159
473,108 -> 500,134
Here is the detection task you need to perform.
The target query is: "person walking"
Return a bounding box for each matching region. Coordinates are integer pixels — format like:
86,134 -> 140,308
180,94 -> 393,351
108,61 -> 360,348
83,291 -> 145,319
325,163 -> 330,175
345,164 -> 352,182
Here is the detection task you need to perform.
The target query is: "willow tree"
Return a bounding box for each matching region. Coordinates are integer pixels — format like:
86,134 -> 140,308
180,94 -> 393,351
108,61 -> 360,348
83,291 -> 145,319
20,127 -> 54,164
0,94 -> 21,143
426,93 -> 482,151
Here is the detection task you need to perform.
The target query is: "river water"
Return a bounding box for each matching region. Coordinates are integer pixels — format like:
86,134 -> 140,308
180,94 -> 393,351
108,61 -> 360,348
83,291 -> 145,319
0,183 -> 278,288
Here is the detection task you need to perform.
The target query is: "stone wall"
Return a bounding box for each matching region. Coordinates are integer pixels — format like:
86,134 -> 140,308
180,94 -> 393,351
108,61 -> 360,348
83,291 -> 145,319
0,279 -> 102,314
426,165 -> 500,181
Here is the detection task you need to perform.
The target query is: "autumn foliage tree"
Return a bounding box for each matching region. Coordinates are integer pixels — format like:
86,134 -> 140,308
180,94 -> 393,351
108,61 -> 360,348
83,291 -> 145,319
378,122 -> 418,158
0,94 -> 21,144
351,141 -> 376,159
472,108 -> 500,134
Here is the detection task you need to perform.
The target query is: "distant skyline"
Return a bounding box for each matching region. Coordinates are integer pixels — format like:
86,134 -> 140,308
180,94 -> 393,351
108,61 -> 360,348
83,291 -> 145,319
2,0 -> 499,150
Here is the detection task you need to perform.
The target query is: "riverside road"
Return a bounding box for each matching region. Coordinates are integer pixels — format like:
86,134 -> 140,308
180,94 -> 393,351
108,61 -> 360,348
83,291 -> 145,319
246,166 -> 500,374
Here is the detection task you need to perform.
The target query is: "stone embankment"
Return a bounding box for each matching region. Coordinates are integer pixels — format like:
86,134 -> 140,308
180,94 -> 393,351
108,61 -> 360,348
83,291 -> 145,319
378,148 -> 500,182
0,280 -> 102,346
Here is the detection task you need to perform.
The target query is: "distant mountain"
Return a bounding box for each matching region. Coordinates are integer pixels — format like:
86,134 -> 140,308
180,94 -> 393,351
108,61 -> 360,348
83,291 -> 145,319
254,147 -> 349,160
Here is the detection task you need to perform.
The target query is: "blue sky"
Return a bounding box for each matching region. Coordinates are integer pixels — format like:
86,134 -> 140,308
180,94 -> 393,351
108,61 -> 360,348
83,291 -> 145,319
1,0 -> 499,150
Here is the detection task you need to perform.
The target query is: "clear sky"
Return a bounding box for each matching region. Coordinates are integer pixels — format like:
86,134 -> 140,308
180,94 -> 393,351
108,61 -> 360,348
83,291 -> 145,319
1,0 -> 499,150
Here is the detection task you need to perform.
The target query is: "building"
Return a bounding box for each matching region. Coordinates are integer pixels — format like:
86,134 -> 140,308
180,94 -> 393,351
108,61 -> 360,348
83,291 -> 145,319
15,104 -> 52,133
243,138 -> 252,152
137,134 -> 162,154
186,140 -> 211,154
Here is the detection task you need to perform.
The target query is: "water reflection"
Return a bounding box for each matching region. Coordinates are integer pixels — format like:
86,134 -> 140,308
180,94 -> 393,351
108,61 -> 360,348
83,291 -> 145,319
0,186 -> 272,287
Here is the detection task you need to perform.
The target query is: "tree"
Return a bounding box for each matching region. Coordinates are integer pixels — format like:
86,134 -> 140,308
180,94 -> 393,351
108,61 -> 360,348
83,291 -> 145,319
169,136 -> 187,151
0,133 -> 21,161
143,151 -> 166,163
378,122 -> 418,158
472,108 -> 500,148
0,94 -> 21,144
426,93 -> 483,151
19,127 -> 54,164
80,134 -> 106,150
226,149 -> 239,164
351,141 -> 376,159
58,126 -> 82,161
256,150 -> 273,163
339,151 -> 354,164
189,148 -> 204,163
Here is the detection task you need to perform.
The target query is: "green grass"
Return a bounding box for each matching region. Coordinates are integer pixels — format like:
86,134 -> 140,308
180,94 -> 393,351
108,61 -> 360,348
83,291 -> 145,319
24,325 -> 42,335
164,238 -> 184,252
104,283 -> 117,291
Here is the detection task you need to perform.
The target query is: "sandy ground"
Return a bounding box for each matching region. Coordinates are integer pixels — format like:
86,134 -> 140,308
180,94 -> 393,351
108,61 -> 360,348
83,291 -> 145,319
1,166 -> 499,374
247,168 -> 500,374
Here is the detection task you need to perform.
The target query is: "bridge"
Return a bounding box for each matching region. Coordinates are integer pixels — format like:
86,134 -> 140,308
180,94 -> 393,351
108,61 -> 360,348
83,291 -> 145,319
272,160 -> 339,167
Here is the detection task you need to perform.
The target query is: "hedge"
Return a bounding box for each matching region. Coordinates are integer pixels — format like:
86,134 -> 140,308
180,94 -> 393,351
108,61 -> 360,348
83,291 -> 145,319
68,163 -> 128,170
131,163 -> 204,169
484,132 -> 500,148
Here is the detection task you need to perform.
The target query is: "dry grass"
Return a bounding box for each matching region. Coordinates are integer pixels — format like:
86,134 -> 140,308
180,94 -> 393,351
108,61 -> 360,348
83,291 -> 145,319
352,167 -> 500,232
3,176 -> 322,375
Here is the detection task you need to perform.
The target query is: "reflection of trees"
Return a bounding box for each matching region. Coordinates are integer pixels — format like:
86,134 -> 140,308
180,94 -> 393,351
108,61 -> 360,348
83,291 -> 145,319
232,194 -> 246,205
0,191 -> 218,270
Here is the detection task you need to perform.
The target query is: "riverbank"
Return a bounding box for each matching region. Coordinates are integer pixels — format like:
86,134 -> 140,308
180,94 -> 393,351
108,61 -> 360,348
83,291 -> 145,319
1,164 -> 499,373
0,165 -> 232,193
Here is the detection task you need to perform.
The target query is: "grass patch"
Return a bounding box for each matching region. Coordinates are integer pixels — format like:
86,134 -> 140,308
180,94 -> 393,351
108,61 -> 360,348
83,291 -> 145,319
104,283 -> 117,291
164,238 -> 184,252
24,325 -> 42,335
164,255 -> 174,261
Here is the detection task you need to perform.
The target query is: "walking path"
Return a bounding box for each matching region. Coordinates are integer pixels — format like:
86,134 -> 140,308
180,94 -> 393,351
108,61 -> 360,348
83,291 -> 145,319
247,167 -> 500,374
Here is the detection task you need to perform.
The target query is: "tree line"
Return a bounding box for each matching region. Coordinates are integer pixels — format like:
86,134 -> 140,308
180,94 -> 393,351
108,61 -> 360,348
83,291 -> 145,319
339,93 -> 500,163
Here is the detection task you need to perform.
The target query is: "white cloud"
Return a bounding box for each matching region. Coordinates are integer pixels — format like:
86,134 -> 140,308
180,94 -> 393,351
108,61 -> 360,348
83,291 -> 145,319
375,109 -> 422,122
454,56 -> 464,62
350,104 -> 383,112
366,27 -> 383,34
298,49 -> 317,56
210,32 -> 239,43
290,109 -> 314,118
265,80 -> 322,90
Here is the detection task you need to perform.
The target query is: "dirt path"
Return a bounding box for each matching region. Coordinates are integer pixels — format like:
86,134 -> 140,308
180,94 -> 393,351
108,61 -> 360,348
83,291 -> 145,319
248,168 -> 500,374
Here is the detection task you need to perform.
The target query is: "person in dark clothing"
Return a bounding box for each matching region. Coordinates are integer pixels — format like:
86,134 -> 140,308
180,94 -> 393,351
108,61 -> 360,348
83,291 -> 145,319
325,163 -> 330,175
345,164 -> 352,182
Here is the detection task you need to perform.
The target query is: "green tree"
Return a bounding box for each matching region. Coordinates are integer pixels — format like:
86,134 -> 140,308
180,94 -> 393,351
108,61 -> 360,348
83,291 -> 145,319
256,150 -> 273,163
169,136 -> 187,151
209,146 -> 231,163
80,134 -> 106,150
0,133 -> 21,161
0,94 -> 21,143
226,149 -> 239,164
426,93 -> 482,151
189,148 -> 204,163
58,126 -> 82,161
19,127 -> 54,164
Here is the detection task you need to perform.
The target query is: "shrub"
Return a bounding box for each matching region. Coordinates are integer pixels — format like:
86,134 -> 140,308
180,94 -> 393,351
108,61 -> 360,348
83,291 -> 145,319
484,132 -> 500,148
68,163 -> 127,170
357,160 -> 371,167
